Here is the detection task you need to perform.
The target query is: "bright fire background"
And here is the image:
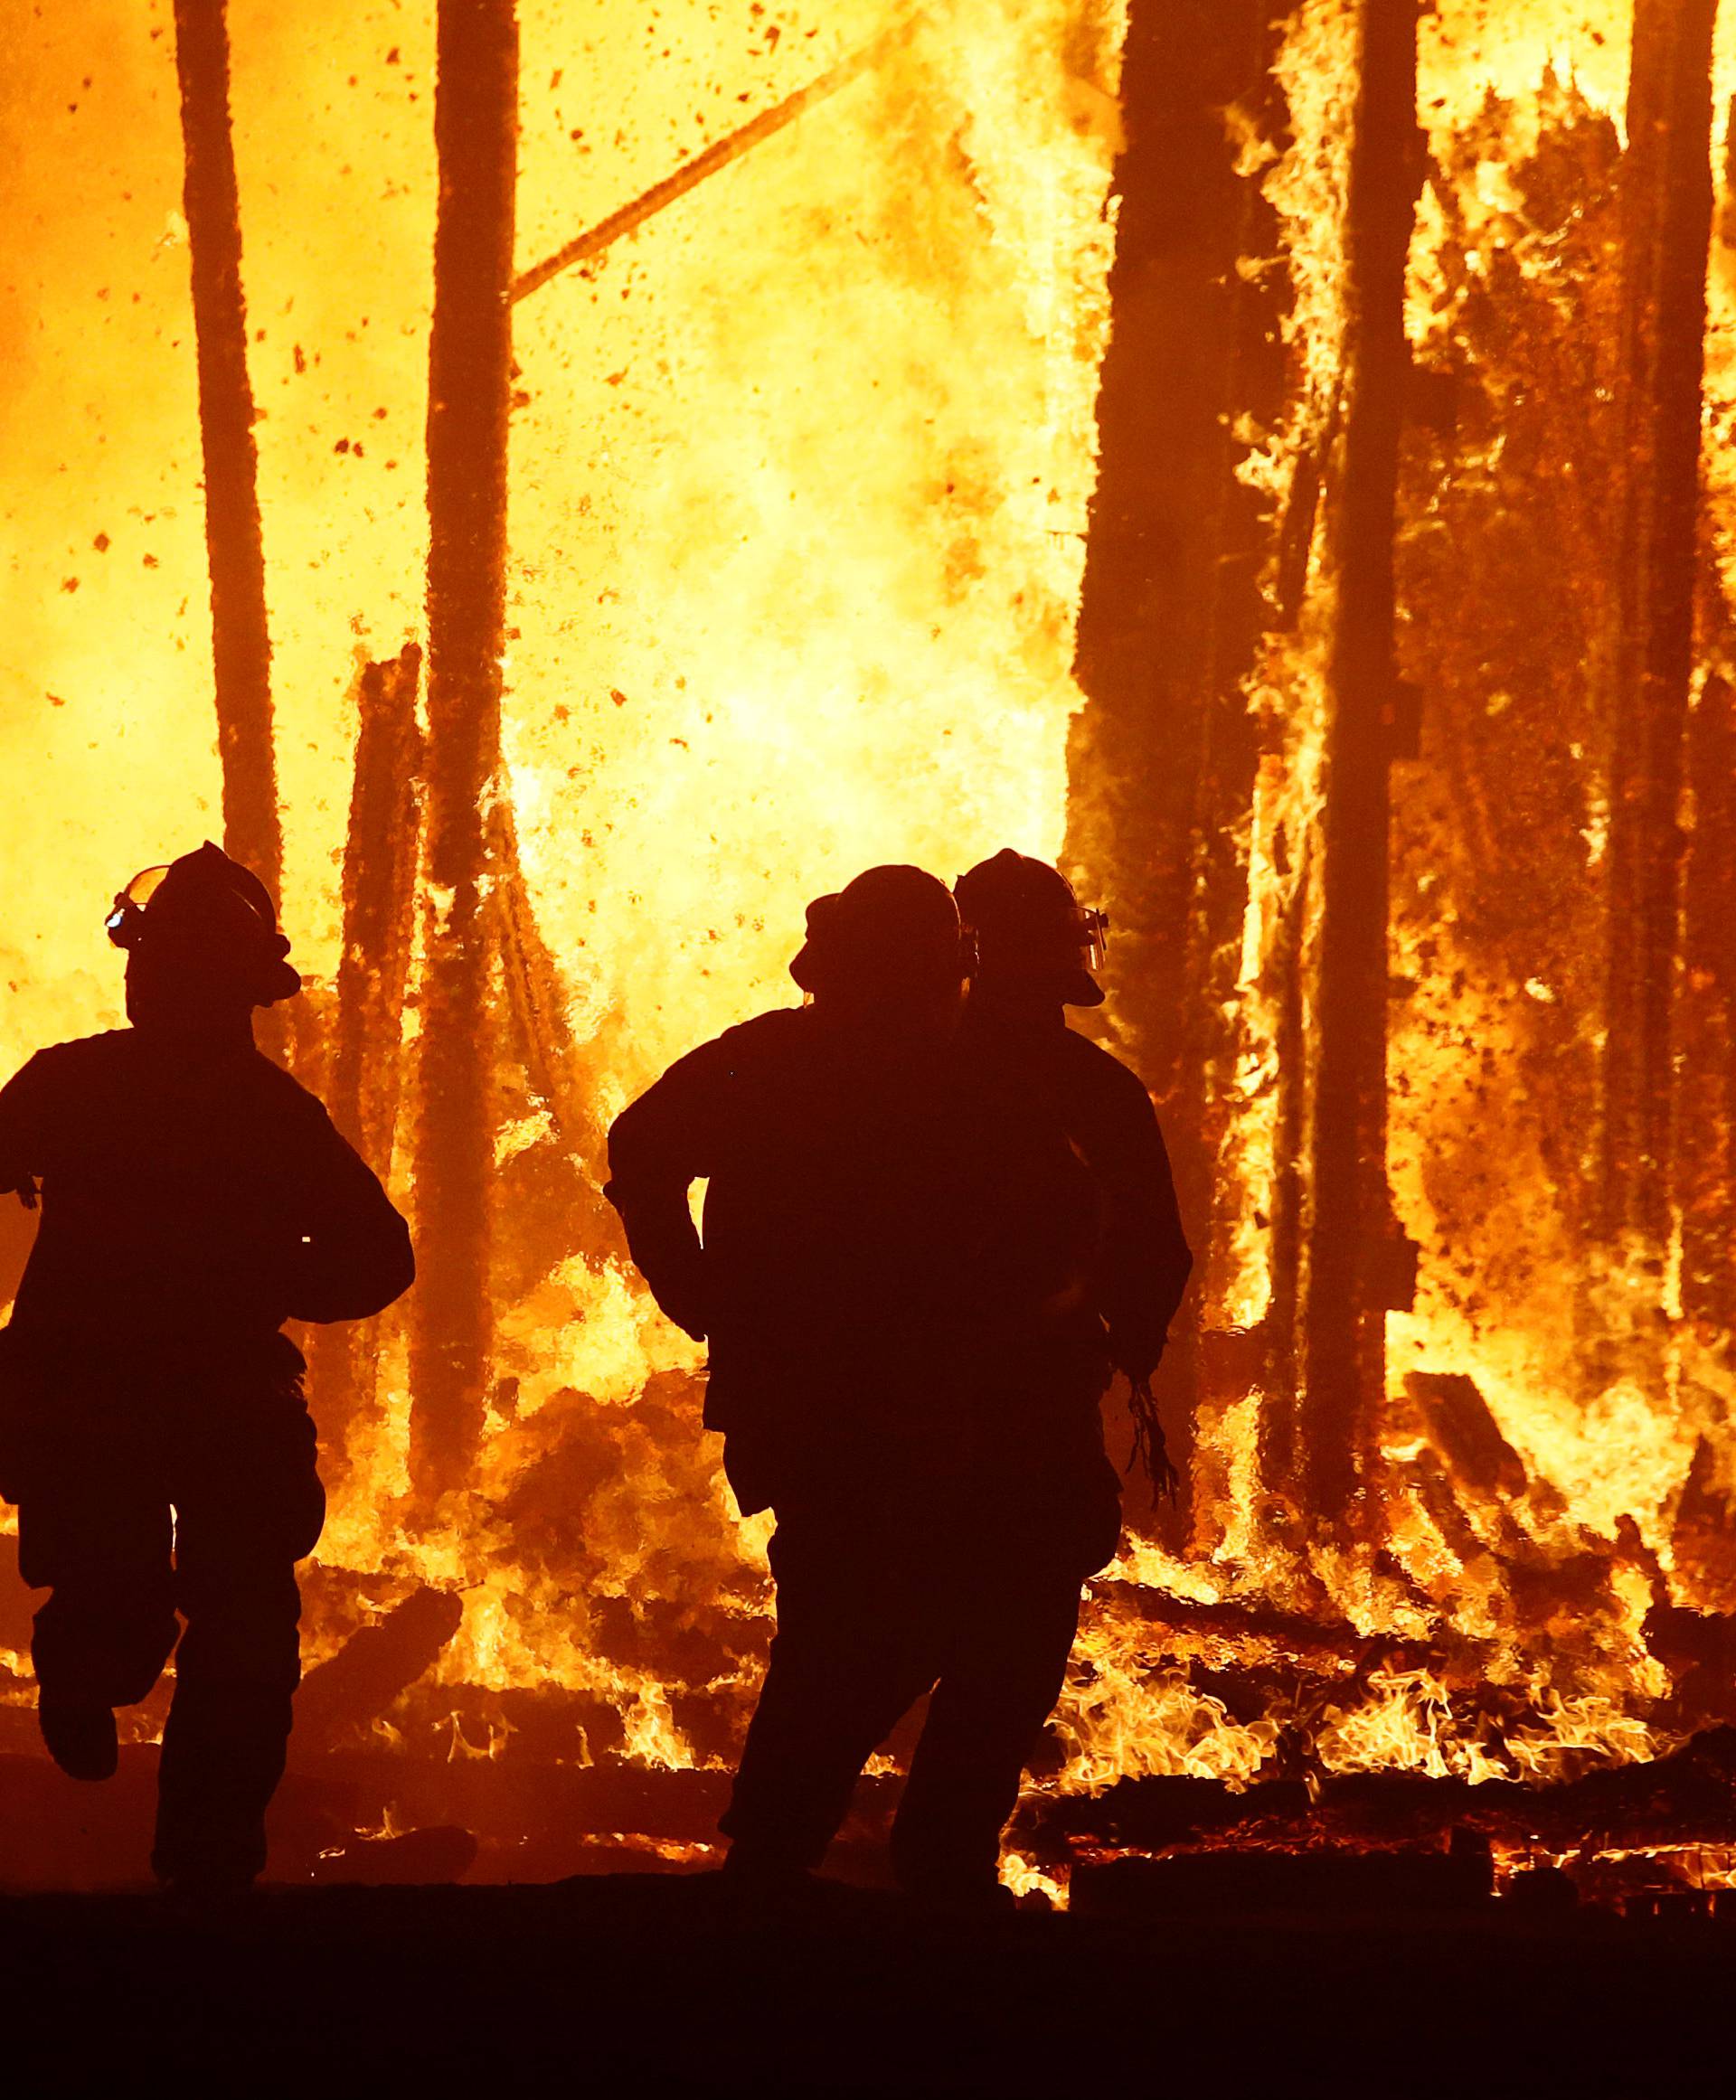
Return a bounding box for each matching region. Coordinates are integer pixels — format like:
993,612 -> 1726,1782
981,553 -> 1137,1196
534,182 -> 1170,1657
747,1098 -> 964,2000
3,0 -> 1735,1888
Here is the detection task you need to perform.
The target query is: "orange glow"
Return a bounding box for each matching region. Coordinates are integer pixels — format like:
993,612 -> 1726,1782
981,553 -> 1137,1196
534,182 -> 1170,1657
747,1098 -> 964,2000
3,0 -> 1733,1890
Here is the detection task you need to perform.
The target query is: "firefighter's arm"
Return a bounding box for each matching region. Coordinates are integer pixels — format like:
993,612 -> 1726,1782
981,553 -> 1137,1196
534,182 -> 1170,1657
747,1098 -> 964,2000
1080,1060 -> 1193,1382
604,1038 -> 728,1342
287,1109 -> 415,1323
0,1053 -> 53,1210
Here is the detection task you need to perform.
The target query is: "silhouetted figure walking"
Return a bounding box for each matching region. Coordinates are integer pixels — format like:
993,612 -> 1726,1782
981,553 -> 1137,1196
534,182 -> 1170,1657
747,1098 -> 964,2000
608,863 -> 1166,1906
0,844 -> 413,1892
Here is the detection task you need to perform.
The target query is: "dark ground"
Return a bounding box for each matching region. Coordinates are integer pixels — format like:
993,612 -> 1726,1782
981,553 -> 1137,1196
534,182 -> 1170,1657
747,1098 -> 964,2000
1,1730 -> 1732,2090
1,1871 -> 1731,2095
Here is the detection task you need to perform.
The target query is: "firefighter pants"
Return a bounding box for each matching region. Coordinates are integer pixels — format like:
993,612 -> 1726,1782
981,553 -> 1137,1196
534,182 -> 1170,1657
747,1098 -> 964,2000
15,1382 -> 325,1886
720,1497 -> 1090,1890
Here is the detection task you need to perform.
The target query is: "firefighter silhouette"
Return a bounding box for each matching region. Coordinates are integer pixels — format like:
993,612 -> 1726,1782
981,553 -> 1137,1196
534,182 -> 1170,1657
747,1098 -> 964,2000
954,850 -> 1191,1478
0,843 -> 414,1892
607,862 -> 1186,1904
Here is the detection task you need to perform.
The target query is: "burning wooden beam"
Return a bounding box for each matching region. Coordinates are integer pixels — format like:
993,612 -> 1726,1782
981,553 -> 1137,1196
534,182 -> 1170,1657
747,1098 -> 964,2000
171,0 -> 280,899
307,644 -> 425,1459
410,0 -> 519,1504
1601,0 -> 1719,1257
1680,668 -> 1736,1343
490,799 -> 600,1165
1068,0 -> 1291,1547
1290,0 -> 1424,1525
327,645 -> 427,1165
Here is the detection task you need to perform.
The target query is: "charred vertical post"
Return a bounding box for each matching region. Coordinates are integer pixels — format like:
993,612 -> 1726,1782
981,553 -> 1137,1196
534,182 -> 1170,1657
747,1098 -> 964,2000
328,646 -> 427,1164
410,0 -> 518,1502
1680,97 -> 1736,1345
1681,670 -> 1736,1337
307,645 -> 425,1460
171,0 -> 280,899
1601,0 -> 1718,1259
1295,0 -> 1423,1523
1067,0 -> 1290,1544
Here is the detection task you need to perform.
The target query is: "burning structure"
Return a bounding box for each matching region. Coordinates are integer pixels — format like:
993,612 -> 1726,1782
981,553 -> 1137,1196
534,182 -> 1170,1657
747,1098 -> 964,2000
3,0 -> 1736,1903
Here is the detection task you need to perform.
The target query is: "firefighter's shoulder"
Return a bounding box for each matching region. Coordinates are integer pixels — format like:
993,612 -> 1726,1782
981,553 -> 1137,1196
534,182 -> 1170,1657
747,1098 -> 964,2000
1053,1026 -> 1158,1121
703,1003 -> 813,1075
8,1030 -> 132,1094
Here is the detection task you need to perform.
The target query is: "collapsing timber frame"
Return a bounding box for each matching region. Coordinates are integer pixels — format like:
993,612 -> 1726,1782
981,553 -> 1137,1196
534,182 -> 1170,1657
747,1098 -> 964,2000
1071,0 -> 1423,1543
1073,0 -> 1736,1559
309,642 -> 608,1483
174,1 -> 1731,1531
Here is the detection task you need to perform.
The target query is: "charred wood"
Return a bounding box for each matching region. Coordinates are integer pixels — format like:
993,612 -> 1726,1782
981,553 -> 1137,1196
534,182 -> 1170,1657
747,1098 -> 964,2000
307,645 -> 425,1458
293,1585 -> 466,1756
1678,667 -> 1736,1342
1399,1372 -> 1528,1503
1669,1436 -> 1736,1610
171,0 -> 280,899
1066,0 -> 1291,1543
1083,1581 -> 1462,1679
486,801 -> 620,1300
1029,1726 -> 1736,1862
411,0 -> 519,1503
1291,0 -> 1424,1526
489,799 -> 599,1165
304,1747 -> 730,1847
1024,1772 -> 1312,1854
1600,0 -> 1718,1254
328,645 -> 426,1164
1645,1601 -> 1736,1726
309,1825 -> 478,1886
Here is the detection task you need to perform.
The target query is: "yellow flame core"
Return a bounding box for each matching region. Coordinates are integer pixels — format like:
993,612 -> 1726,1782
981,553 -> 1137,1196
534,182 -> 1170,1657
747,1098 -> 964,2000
508,2 -> 1123,1092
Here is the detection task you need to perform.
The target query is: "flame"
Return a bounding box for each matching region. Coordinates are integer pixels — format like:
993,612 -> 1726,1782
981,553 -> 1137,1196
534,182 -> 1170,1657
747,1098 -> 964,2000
4,0 -> 1734,1887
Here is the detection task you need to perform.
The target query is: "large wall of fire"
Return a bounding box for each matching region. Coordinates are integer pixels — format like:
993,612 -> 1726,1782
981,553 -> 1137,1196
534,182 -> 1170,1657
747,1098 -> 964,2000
4,0 -> 1736,1876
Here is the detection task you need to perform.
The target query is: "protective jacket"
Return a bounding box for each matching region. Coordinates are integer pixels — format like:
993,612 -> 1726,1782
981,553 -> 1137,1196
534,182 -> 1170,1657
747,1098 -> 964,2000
0,1028 -> 412,1489
0,1029 -> 413,1348
958,991 -> 1192,1386
606,1004 -> 1107,1515
0,1023 -> 413,1886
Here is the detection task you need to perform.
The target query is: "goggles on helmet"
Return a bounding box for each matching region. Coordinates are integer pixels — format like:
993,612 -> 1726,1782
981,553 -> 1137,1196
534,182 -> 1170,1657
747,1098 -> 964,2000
105,865 -> 173,949
105,858 -> 278,954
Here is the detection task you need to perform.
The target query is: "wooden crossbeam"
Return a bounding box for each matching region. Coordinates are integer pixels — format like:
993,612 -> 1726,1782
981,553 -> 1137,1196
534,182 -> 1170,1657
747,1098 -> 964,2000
511,10 -> 923,303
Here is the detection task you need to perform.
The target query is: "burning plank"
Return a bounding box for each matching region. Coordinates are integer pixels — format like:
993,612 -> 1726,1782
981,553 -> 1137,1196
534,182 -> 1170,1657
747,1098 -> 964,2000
294,1586 -> 467,1757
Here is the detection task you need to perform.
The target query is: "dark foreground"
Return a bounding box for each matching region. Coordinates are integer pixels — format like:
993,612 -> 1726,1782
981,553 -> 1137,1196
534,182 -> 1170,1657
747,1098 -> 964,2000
1,1871 -> 1730,2095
